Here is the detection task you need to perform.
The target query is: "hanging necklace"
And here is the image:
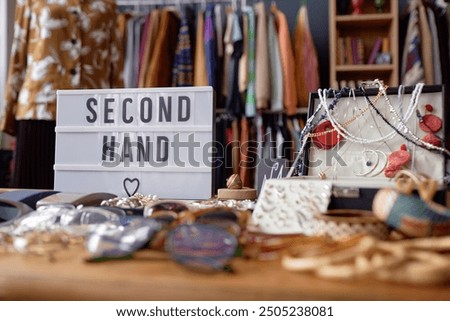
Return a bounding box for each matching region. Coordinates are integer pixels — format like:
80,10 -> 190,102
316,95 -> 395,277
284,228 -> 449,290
321,82 -> 423,147
290,88 -> 348,176
365,81 -> 450,159
349,92 -> 388,177
291,86 -> 388,176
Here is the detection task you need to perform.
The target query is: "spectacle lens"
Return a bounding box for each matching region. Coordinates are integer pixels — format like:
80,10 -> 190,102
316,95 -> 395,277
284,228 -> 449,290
165,224 -> 238,272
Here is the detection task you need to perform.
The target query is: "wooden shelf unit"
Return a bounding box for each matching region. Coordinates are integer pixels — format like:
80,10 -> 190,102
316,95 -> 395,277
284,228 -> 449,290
329,0 -> 399,88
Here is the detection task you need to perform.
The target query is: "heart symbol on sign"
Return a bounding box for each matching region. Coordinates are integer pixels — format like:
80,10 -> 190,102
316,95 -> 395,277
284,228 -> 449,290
123,178 -> 140,197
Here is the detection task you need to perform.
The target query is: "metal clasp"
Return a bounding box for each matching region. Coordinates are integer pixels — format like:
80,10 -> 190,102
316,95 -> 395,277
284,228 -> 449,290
332,186 -> 360,198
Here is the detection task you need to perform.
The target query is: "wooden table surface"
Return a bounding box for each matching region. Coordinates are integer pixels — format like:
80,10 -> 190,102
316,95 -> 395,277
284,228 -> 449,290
0,245 -> 449,301
1,189 -> 449,300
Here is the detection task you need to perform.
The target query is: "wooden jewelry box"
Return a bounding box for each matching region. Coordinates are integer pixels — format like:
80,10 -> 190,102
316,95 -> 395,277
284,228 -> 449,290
299,83 -> 448,210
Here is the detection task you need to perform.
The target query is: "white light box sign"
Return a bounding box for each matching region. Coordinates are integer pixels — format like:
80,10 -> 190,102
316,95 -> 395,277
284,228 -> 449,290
55,87 -> 215,199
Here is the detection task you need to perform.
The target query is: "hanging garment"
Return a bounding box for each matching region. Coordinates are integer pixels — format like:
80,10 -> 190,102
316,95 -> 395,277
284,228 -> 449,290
214,113 -> 228,192
215,4 -> 225,58
1,0 -> 124,136
1,0 -> 124,189
147,9 -> 180,87
238,7 -> 257,187
140,9 -> 161,87
426,8 -> 442,84
204,4 -> 218,90
418,2 -> 435,84
273,4 -> 297,116
136,14 -> 152,87
243,6 -> 256,118
129,16 -> 146,88
294,5 -> 320,108
239,117 -> 250,185
254,2 -> 270,110
172,10 -> 194,87
123,17 -> 136,88
214,4 -> 226,108
222,7 -> 234,99
231,118 -> 241,175
117,12 -> 133,52
12,120 -> 55,189
267,12 -> 283,112
194,9 -> 208,86
401,3 -> 425,85
238,12 -> 249,94
225,11 -> 244,118
424,0 -> 449,146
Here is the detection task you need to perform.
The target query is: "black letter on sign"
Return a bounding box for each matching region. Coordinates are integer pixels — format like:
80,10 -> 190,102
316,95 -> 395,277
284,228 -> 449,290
104,98 -> 115,123
159,96 -> 172,122
140,97 -> 152,123
157,136 -> 169,162
86,98 -> 97,123
122,98 -> 134,124
102,135 -> 118,163
178,96 -> 191,122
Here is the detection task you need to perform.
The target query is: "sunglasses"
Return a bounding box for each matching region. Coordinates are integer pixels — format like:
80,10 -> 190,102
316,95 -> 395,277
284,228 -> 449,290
145,202 -> 250,272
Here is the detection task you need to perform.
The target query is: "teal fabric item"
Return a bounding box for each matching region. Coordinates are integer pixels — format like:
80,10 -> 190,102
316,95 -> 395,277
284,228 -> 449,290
387,193 -> 450,236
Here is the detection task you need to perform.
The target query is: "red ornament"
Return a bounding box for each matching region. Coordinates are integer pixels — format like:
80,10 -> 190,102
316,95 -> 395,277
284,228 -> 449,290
400,144 -> 407,151
312,120 -> 342,149
419,114 -> 442,133
384,149 -> 411,178
384,163 -> 400,178
425,104 -> 433,112
422,133 -> 442,147
388,150 -> 411,167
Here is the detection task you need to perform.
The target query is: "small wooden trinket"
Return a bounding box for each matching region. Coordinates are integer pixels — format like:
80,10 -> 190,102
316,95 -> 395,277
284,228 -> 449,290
218,174 -> 257,200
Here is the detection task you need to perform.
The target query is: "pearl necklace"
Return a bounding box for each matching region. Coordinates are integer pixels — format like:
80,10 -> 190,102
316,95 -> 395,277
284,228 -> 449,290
320,83 -> 423,146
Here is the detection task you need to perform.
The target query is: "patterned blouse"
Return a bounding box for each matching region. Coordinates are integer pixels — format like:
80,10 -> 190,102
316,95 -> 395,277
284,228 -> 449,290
1,0 -> 124,136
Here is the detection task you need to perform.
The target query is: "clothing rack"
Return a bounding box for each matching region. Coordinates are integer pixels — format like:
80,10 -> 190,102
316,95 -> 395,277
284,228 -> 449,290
116,0 -> 247,7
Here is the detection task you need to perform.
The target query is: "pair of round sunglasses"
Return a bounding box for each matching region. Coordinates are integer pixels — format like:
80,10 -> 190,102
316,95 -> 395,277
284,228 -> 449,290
145,201 -> 250,272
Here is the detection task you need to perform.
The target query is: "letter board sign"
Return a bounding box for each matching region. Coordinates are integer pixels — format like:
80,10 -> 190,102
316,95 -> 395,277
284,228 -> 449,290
55,86 -> 214,199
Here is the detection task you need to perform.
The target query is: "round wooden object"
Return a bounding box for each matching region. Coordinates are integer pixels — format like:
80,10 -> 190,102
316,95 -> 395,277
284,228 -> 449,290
217,187 -> 257,200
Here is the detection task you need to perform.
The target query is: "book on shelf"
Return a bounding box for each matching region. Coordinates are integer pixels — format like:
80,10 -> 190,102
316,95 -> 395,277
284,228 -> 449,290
345,36 -> 352,64
356,38 -> 364,64
339,36 -> 364,65
367,37 -> 382,64
337,37 -> 345,65
351,37 -> 358,64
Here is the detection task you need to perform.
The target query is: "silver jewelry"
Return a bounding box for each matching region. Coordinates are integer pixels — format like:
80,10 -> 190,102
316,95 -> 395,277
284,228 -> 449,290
369,150 -> 388,177
377,82 -> 450,158
353,149 -> 380,176
318,83 -> 422,146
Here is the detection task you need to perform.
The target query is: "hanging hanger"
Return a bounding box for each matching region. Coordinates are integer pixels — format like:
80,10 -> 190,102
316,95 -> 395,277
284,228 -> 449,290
271,1 -> 277,13
232,0 -> 237,11
175,0 -> 182,12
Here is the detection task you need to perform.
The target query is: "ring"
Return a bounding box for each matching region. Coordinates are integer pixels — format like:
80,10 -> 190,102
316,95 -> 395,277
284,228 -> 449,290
353,150 -> 379,176
369,150 -> 388,177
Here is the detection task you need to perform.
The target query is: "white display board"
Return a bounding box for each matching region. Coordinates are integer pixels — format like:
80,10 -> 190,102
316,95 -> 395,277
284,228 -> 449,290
55,87 -> 215,199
